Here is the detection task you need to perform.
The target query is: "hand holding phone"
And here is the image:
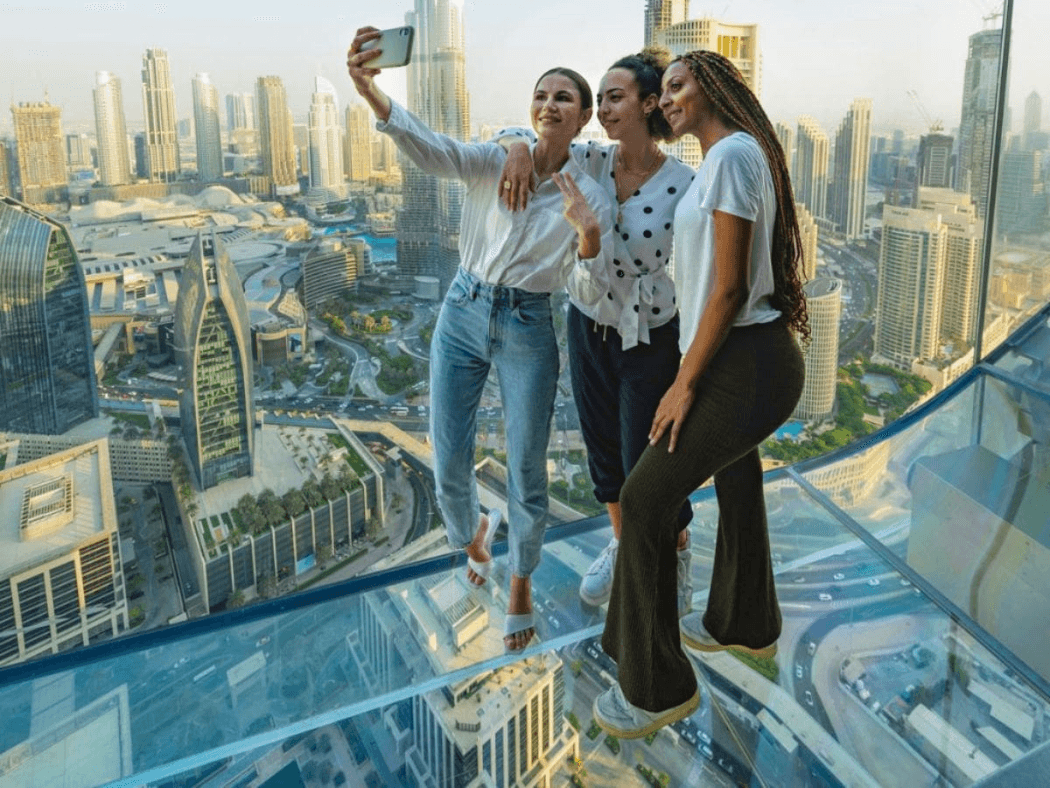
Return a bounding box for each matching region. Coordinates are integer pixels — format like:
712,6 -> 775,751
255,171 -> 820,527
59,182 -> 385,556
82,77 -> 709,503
359,26 -> 415,69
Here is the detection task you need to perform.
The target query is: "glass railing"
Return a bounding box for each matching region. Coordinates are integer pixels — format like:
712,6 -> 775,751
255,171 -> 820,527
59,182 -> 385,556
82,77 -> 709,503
2,304 -> 1050,787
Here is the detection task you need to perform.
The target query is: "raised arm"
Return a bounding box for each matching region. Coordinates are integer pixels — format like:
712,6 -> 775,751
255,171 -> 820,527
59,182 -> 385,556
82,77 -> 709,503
346,27 -> 392,122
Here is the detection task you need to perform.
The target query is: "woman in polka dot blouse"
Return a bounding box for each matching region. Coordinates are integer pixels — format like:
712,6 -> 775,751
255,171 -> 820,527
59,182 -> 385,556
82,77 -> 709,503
496,48 -> 697,617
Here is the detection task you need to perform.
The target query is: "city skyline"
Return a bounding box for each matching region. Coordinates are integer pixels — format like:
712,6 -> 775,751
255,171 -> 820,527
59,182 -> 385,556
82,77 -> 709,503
3,1 -> 1047,138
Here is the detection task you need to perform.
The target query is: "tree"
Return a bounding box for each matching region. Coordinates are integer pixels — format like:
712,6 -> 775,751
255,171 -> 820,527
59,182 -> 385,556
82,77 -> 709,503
282,489 -> 306,518
320,472 -> 341,501
258,489 -> 286,527
316,543 -> 333,569
227,589 -> 245,609
302,478 -> 324,508
257,573 -> 277,599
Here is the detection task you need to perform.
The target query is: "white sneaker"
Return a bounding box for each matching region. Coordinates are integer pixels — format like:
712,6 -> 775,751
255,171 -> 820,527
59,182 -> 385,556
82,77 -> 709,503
594,683 -> 700,739
579,538 -> 618,606
677,537 -> 693,618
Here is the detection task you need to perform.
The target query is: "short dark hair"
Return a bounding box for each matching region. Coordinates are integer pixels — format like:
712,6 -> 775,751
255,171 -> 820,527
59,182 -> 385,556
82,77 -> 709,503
534,67 -> 593,112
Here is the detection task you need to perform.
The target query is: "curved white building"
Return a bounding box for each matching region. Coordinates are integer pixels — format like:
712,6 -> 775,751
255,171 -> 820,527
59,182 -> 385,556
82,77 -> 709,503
794,277 -> 841,422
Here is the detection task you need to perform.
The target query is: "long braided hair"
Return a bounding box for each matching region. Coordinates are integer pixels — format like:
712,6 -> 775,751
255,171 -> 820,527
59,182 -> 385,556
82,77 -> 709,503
676,50 -> 809,342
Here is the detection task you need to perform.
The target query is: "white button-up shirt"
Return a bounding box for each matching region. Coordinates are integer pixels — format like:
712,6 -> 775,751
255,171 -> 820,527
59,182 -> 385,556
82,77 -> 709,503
378,102 -> 615,302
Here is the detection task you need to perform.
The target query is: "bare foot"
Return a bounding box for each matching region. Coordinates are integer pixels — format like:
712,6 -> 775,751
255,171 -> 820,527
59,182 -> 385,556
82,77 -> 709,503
504,574 -> 534,651
465,514 -> 492,586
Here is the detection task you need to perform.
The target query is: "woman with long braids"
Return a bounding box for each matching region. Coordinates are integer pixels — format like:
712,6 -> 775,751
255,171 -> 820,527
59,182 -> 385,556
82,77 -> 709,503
592,50 -> 808,738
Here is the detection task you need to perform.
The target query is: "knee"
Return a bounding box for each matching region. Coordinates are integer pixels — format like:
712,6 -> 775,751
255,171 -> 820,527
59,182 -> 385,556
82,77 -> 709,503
618,475 -> 656,541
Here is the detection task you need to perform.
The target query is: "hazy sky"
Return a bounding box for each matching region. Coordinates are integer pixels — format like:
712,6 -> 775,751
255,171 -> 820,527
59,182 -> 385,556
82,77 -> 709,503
2,0 -> 1047,139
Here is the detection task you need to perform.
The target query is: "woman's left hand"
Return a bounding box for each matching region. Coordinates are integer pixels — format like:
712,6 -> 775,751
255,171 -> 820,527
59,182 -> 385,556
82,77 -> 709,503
552,172 -> 600,258
649,377 -> 696,453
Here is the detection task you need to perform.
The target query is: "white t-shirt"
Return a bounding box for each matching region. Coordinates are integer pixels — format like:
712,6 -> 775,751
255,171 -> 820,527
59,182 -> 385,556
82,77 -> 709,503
673,131 -> 781,355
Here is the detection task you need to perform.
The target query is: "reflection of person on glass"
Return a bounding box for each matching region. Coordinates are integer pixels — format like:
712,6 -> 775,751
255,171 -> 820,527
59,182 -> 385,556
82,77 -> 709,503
347,28 -> 615,652
592,51 -> 808,738
493,48 -> 696,616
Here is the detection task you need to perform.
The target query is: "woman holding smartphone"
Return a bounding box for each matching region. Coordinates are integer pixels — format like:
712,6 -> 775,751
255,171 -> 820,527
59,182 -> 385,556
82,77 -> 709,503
592,50 -> 808,739
347,27 -> 615,653
495,48 -> 696,617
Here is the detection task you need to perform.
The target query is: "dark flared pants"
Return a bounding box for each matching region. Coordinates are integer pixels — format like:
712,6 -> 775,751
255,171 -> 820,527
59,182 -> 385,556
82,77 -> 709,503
601,318 -> 805,712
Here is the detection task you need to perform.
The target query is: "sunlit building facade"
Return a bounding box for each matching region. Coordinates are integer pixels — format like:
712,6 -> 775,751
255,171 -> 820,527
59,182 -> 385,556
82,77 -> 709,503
192,73 -> 223,183
957,27 -> 1002,217
0,198 -> 98,435
141,48 -> 181,183
829,98 -> 872,240
794,278 -> 841,422
308,77 -> 345,192
10,102 -> 66,204
255,76 -> 298,197
795,115 -> 830,221
93,72 -> 131,187
173,234 -> 254,490
345,103 -> 373,183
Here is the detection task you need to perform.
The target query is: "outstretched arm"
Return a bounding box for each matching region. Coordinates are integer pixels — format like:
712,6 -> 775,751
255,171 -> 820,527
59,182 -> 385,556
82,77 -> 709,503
346,27 -> 392,122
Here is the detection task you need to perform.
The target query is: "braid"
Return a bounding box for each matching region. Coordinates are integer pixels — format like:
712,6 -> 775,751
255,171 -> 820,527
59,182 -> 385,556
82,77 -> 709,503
677,51 -> 810,343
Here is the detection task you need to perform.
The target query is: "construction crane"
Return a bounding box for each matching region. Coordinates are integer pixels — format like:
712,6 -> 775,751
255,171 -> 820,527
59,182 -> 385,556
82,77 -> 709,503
907,90 -> 944,134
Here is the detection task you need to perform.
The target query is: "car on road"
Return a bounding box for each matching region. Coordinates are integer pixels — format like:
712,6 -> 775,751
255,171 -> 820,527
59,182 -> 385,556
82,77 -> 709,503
833,572 -> 845,581
867,577 -> 880,587
793,576 -> 806,584
795,663 -> 804,679
819,592 -> 832,602
804,690 -> 814,706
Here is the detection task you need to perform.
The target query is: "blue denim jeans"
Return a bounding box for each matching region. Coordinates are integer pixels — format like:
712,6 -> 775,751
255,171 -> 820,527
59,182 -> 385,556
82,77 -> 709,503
430,268 -> 559,577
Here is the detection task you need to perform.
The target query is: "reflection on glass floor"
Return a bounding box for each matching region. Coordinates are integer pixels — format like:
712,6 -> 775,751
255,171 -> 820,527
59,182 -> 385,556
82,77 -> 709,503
1,310 -> 1050,788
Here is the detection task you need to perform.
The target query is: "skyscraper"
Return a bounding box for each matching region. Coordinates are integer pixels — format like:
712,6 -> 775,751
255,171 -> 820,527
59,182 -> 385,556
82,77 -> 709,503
644,0 -> 689,46
829,98 -> 872,240
173,234 -> 254,490
957,26 -> 1002,217
915,188 -> 982,346
0,142 -> 11,197
400,0 -> 470,287
916,133 -> 954,192
996,150 -> 1044,236
141,48 -> 181,183
775,121 -> 793,177
10,102 -> 67,203
93,72 -> 131,186
64,133 -> 92,169
255,76 -> 299,196
1023,90 -> 1041,136
797,202 -> 818,282
192,73 -> 223,183
344,103 -> 373,183
874,206 -> 947,368
793,278 -> 841,422
225,92 -> 255,132
307,77 -> 344,192
795,116 -> 830,220
0,198 -> 98,435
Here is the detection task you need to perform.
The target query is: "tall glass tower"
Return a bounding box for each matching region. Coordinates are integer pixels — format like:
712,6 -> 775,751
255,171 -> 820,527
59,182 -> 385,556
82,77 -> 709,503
141,48 -> 181,183
829,98 -> 872,241
308,77 -> 344,192
174,233 -> 254,490
192,73 -> 223,183
255,76 -> 298,197
93,72 -> 132,187
0,197 -> 98,435
957,26 -> 1002,218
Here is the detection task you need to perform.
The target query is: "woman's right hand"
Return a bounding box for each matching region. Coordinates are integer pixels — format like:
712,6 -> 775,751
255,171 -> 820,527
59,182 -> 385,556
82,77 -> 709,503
346,26 -> 392,122
346,27 -> 384,94
498,143 -> 536,212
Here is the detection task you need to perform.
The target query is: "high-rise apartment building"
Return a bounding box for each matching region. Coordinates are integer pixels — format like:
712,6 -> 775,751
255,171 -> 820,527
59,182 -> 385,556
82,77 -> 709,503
141,48 -> 181,183
93,72 -> 131,187
794,278 -> 841,422
797,202 -> 818,282
301,237 -> 366,309
255,76 -> 299,196
916,133 -> 954,193
225,92 -> 255,131
996,150 -> 1044,236
829,98 -> 872,240
647,14 -> 760,169
1023,90 -> 1041,136
173,234 -> 254,490
957,26 -> 1001,217
400,0 -> 471,287
308,77 -> 345,192
64,133 -> 92,169
0,198 -> 98,435
874,206 -> 947,368
0,438 -> 127,666
0,142 -> 11,197
775,121 -> 793,176
915,188 -> 982,347
192,73 -> 223,183
344,103 -> 373,183
11,102 -> 67,203
795,116 -> 830,220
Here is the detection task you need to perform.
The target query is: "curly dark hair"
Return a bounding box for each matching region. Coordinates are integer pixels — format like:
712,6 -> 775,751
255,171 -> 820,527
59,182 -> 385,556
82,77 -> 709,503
609,46 -> 674,141
676,50 -> 809,342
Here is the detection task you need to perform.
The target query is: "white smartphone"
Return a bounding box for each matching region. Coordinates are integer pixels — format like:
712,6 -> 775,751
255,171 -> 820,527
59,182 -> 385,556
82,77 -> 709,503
360,26 -> 415,69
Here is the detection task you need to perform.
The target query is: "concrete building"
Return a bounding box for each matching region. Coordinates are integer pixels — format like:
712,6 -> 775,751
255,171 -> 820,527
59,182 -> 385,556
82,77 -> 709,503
0,198 -> 98,435
0,140 -> 12,197
996,150 -> 1045,236
915,187 -> 982,346
648,13 -> 760,170
93,72 -> 132,187
301,237 -> 367,309
775,120 -> 793,176
10,102 -> 67,204
307,77 -> 345,192
957,26 -> 1002,217
65,132 -> 92,170
903,704 -> 997,786
344,103 -> 373,183
829,98 -> 872,240
173,233 -> 254,490
192,73 -> 223,183
0,439 -> 127,666
399,0 -> 471,289
916,133 -> 954,193
795,116 -> 830,220
225,92 -> 255,132
873,205 -> 947,369
793,278 -> 841,422
797,202 -> 818,282
255,76 -> 298,197
141,48 -> 181,183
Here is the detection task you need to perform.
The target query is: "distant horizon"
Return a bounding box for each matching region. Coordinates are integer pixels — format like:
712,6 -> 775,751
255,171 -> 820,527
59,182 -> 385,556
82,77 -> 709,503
2,0 -> 1048,141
